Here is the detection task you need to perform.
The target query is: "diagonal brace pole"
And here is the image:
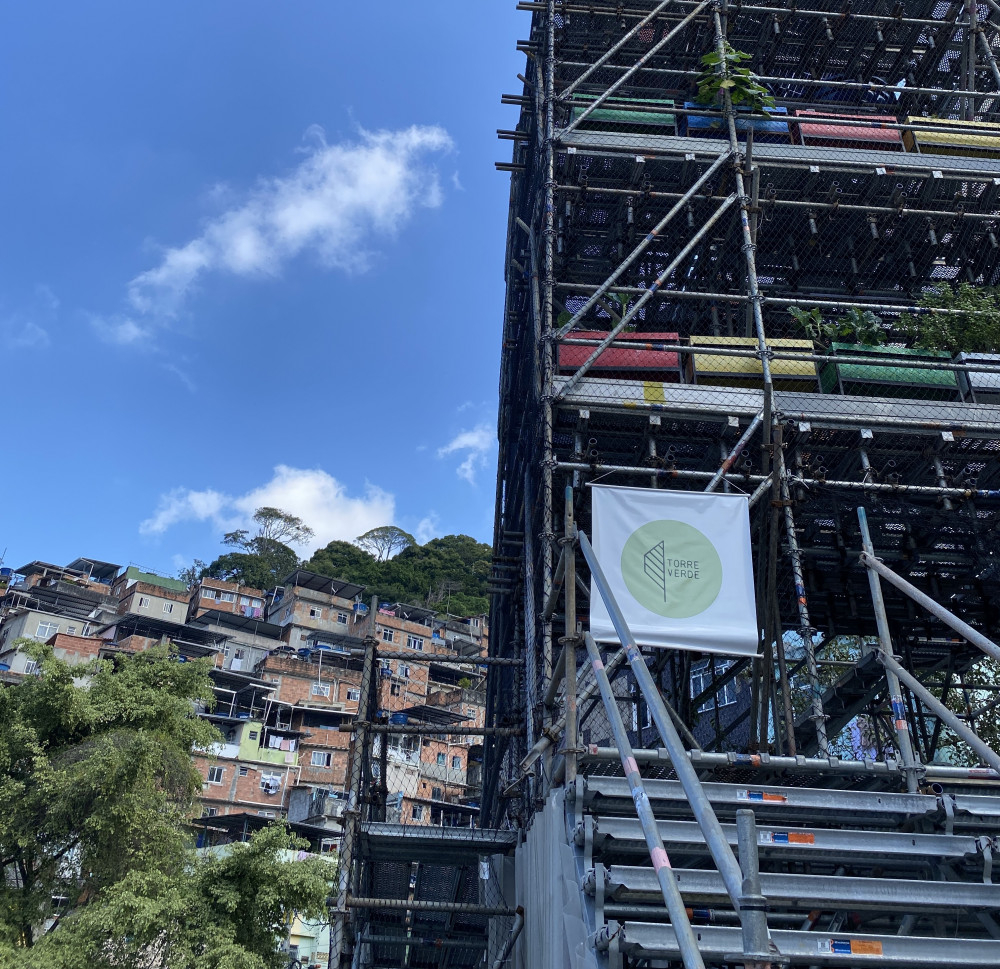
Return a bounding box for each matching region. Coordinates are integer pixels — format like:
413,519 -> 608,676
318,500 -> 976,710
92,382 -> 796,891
561,1 -> 711,136
555,193 -> 737,400
559,0 -> 675,100
555,151 -> 731,339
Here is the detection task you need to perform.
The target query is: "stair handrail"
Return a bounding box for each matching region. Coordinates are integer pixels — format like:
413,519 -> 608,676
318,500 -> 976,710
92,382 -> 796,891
578,530 -> 747,908
581,630 -> 707,969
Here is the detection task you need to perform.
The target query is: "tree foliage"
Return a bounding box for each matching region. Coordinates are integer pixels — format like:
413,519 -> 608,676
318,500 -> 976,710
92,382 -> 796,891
306,533 -> 491,617
900,283 -> 1000,354
24,825 -> 333,969
0,643 -> 218,951
0,645 -> 333,968
194,507 -> 311,590
355,525 -> 415,562
695,42 -> 774,112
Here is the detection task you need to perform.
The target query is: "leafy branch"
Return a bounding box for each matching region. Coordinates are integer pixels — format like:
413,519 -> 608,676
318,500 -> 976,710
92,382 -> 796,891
787,306 -> 886,346
696,42 -> 775,112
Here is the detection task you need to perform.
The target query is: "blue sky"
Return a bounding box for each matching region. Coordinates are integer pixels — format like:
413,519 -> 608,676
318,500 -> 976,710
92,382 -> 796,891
1,2 -> 522,575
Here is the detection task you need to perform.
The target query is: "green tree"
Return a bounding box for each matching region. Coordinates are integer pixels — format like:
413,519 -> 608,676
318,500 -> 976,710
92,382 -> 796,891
24,824 -> 333,969
0,642 -> 219,951
355,525 -> 415,562
306,540 -> 380,587
900,283 -> 1000,353
304,534 -> 492,617
199,507 -> 313,590
0,644 -> 333,968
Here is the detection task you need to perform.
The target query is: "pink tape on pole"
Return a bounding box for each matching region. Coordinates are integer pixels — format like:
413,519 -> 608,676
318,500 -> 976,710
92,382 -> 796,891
623,756 -> 639,776
650,847 -> 671,871
592,658 -> 605,671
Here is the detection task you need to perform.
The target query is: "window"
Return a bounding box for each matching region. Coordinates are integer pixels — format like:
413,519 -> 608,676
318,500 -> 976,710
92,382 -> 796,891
311,751 -> 333,768
381,627 -> 394,643
436,753 -> 446,766
407,635 -> 424,651
347,688 -> 361,702
311,681 -> 331,697
248,730 -> 258,741
258,811 -> 275,818
162,602 -> 174,615
207,766 -> 225,784
310,607 -> 322,618
390,682 -> 401,697
239,766 -> 249,776
398,664 -> 410,679
451,755 -> 462,769
24,660 -> 39,676
431,786 -> 443,800
240,595 -> 251,606
35,621 -> 59,640
260,772 -> 282,792
411,804 -> 424,821
690,660 -> 738,714
67,626 -> 76,636
138,596 -> 151,608
220,592 -> 235,602
337,612 -> 349,624
202,806 -> 219,817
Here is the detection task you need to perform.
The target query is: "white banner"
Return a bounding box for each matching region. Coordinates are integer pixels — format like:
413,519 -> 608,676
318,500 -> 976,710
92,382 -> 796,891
590,485 -> 758,657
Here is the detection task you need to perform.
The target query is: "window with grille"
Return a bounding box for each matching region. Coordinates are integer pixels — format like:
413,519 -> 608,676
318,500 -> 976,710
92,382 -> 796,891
34,621 -> 59,640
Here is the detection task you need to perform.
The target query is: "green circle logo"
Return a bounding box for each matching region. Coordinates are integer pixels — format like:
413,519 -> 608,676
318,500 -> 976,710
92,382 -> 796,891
621,520 -> 723,618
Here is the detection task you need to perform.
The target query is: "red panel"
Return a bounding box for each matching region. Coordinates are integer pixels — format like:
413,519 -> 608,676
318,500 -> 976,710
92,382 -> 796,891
795,110 -> 903,146
557,331 -> 680,372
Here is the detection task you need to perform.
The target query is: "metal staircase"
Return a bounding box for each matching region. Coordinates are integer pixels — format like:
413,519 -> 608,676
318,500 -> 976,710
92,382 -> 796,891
569,758 -> 1000,967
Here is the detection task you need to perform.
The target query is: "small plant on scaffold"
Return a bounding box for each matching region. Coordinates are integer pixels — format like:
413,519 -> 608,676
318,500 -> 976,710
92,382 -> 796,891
696,42 -> 775,113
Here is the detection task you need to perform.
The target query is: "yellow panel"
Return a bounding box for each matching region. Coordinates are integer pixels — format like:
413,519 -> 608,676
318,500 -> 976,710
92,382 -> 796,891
689,337 -> 817,378
905,116 -> 1000,151
643,382 -> 666,403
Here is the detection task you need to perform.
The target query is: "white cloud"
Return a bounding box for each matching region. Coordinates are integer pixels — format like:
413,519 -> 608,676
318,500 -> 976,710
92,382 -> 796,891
414,513 -> 441,545
90,314 -> 151,346
437,423 -> 495,484
1,284 -> 59,349
126,124 -> 453,320
140,465 -> 396,554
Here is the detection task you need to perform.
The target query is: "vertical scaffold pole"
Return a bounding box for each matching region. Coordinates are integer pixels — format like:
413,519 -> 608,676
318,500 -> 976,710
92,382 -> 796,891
562,485 -> 579,784
330,609 -> 378,967
540,0 -> 557,696
857,507 -> 922,793
774,444 -> 828,755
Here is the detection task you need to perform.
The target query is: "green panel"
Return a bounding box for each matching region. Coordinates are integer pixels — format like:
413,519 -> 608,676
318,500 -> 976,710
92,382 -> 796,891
570,95 -> 675,128
823,343 -> 959,394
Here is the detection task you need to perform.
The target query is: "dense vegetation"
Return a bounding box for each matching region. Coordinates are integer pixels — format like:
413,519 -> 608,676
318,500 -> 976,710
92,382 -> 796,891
0,644 -> 332,967
306,533 -> 492,617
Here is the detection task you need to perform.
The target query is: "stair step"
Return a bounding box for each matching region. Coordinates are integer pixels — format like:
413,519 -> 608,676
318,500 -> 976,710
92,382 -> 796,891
590,864 -> 1000,911
581,775 -> 938,824
580,815 -> 984,862
598,921 -> 1000,966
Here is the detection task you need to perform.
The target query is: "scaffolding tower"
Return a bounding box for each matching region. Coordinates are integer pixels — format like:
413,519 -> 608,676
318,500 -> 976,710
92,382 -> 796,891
341,3 -> 1000,967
